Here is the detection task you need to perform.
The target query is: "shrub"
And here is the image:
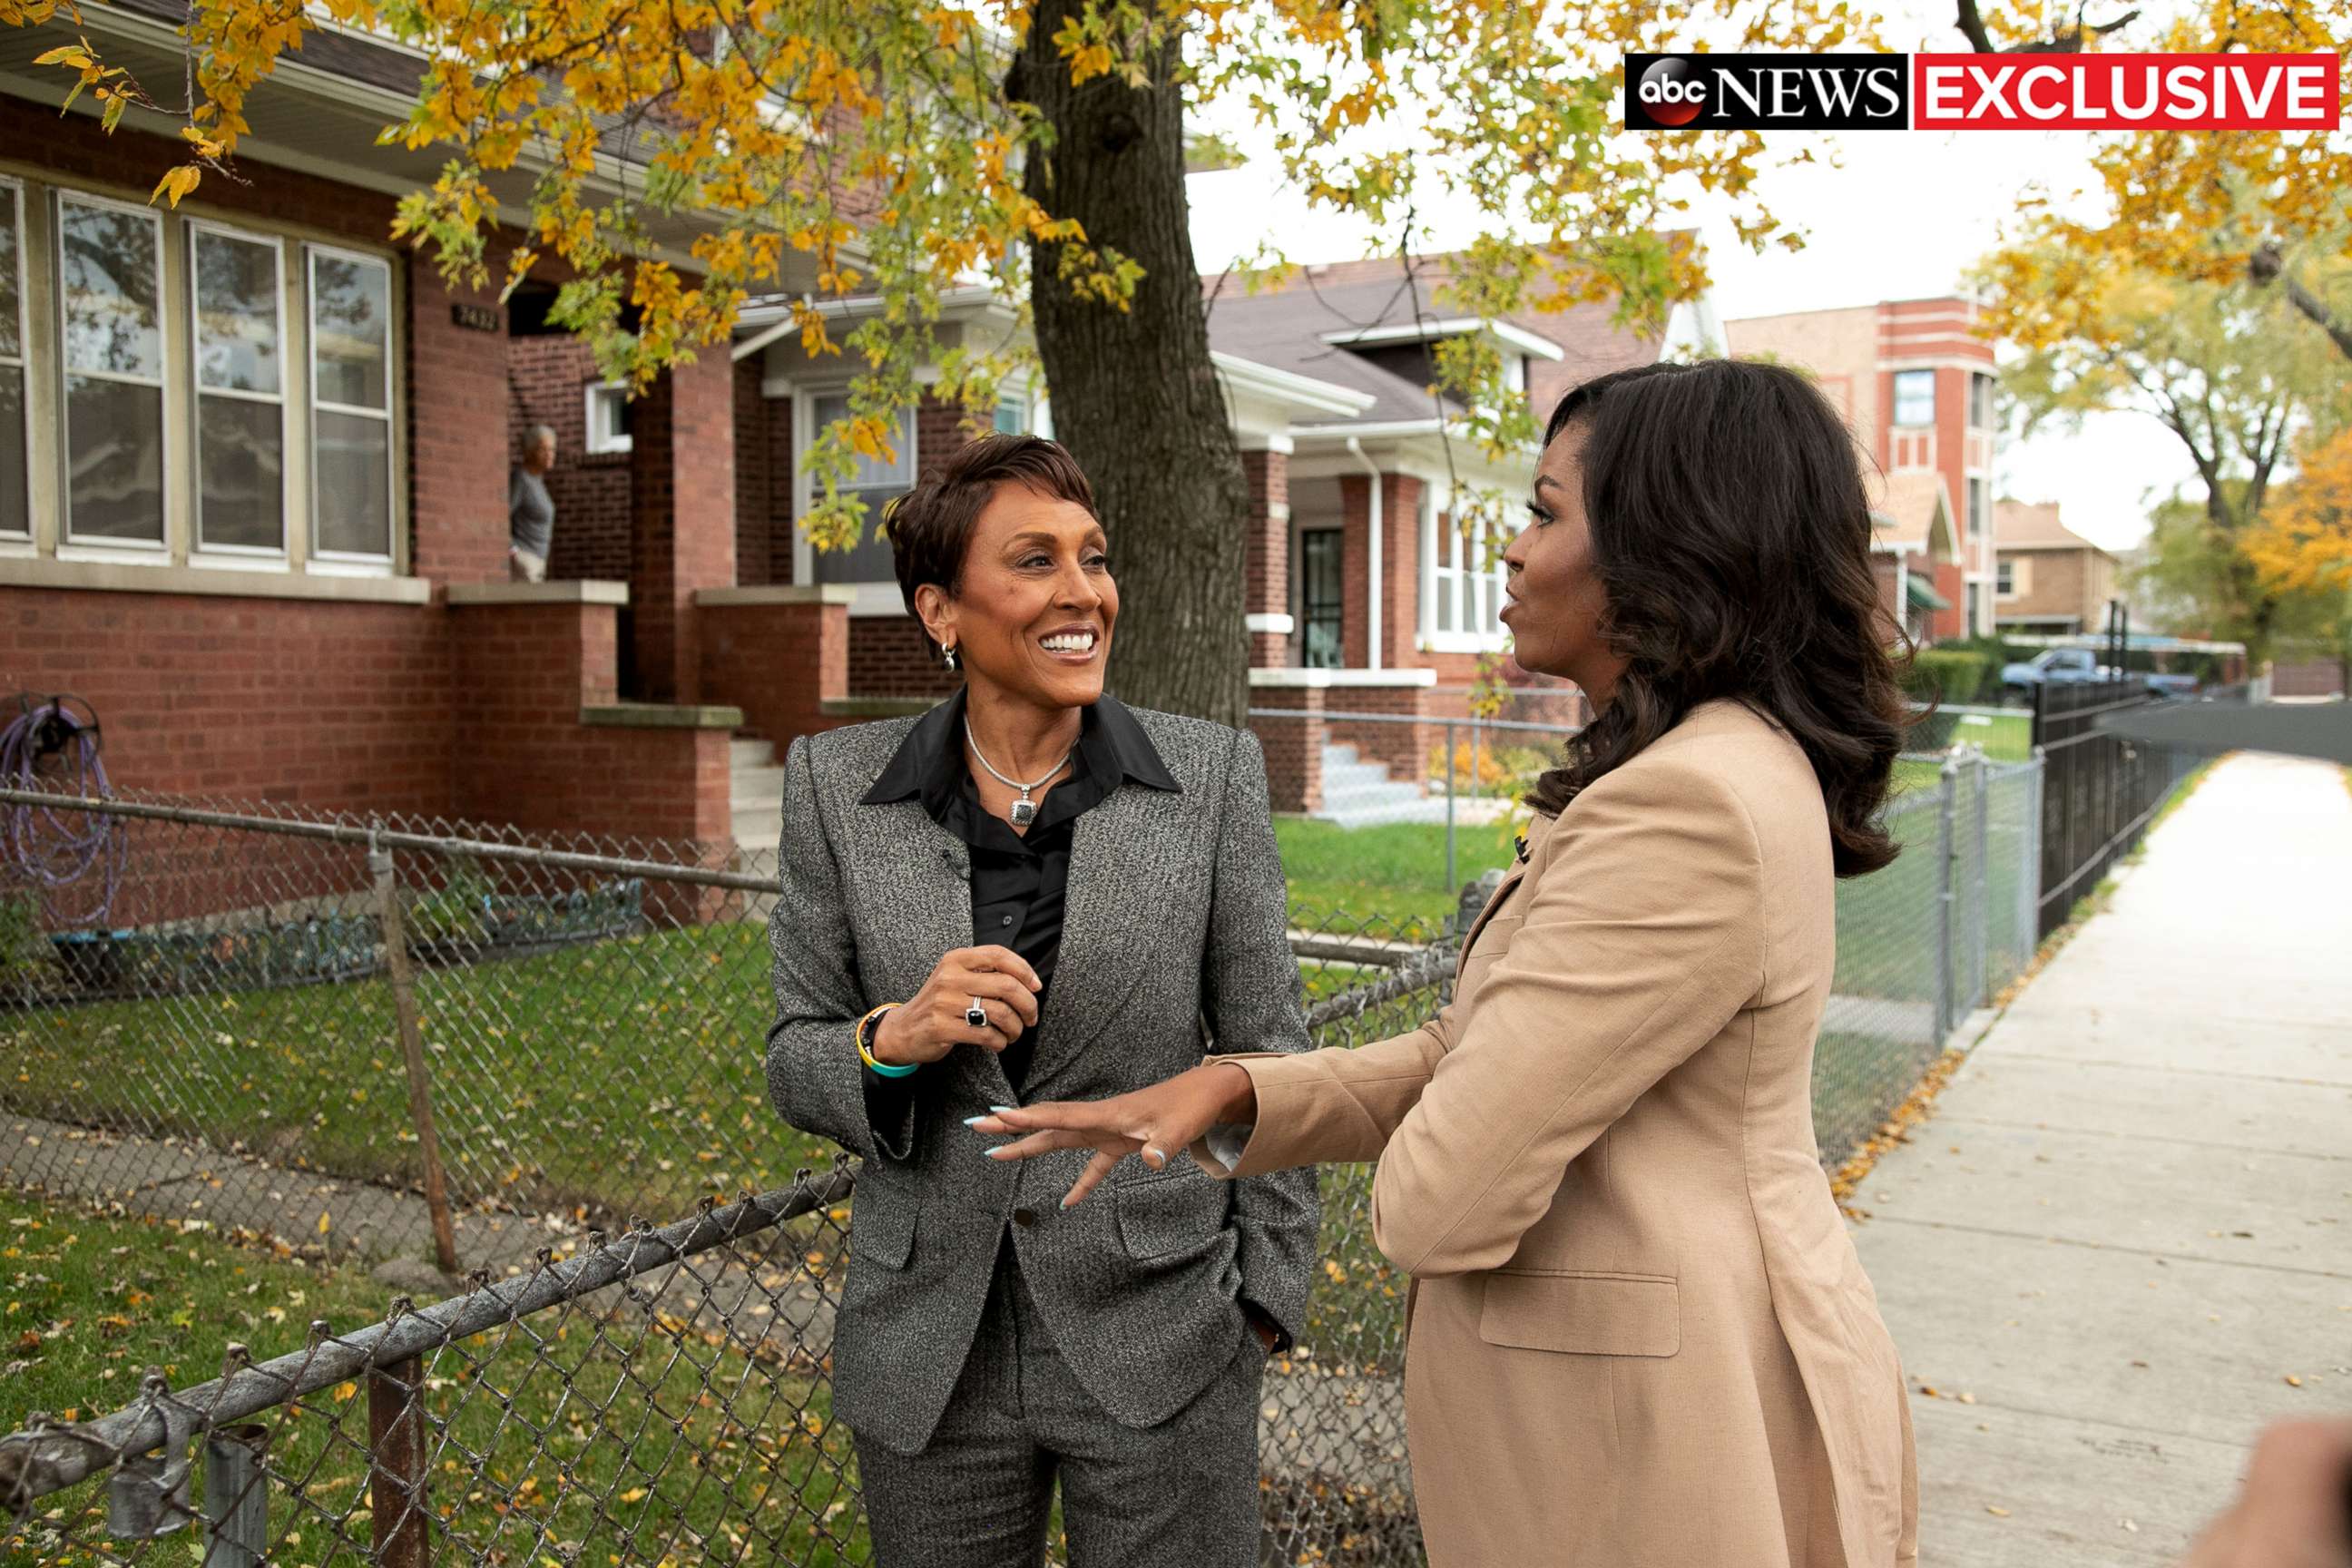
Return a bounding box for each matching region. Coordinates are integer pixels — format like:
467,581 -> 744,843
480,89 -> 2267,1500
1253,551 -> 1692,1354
1906,648 -> 1991,705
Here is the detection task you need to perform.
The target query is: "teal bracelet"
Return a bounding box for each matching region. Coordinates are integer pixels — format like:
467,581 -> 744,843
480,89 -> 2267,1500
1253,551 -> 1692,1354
857,1005 -> 918,1078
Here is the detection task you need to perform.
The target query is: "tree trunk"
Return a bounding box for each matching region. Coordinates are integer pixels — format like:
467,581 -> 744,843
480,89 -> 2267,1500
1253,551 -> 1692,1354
1014,5 -> 1250,727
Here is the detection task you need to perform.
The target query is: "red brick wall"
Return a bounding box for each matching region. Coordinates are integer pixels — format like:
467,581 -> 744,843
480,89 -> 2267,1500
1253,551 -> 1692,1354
851,617 -> 958,699
0,588 -> 454,812
732,359 -> 775,589
507,334 -> 633,583
701,597 -> 850,750
1250,691 -> 1326,814
449,602 -> 727,846
1338,473 -> 1424,671
1243,449 -> 1290,666
628,353 -> 737,701
765,396 -> 797,586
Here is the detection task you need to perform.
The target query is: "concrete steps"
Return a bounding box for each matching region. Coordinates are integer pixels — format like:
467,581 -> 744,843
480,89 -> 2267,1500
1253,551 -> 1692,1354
1314,742 -> 1449,828
730,734 -> 783,857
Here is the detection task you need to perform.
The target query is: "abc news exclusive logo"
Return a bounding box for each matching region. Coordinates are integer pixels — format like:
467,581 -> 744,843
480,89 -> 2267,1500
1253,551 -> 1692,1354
1626,52 -> 2340,132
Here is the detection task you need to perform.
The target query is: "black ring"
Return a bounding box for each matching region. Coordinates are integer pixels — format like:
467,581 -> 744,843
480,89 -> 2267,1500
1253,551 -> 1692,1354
965,999 -> 989,1029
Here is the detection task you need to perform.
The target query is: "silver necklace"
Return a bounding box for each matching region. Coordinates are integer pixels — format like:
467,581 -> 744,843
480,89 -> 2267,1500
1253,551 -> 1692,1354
964,719 -> 1074,828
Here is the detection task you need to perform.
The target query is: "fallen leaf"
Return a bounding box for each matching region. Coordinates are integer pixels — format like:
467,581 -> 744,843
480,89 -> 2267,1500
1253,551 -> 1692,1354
1986,1506 -> 2011,1518
2285,1374 -> 2302,1387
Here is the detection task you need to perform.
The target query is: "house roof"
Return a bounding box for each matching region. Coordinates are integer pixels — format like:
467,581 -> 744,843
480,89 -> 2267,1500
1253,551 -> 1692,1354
1995,499 -> 2110,554
1868,470 -> 1956,560
1200,250 -> 1671,431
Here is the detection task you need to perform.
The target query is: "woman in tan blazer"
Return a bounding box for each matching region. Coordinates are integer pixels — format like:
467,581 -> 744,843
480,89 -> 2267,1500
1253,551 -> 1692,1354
976,357 -> 1922,1567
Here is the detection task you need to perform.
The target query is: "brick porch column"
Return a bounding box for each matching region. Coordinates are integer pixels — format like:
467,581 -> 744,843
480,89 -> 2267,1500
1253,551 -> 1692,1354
1249,685 -> 1325,815
1338,469 -> 1425,671
1242,437 -> 1293,667
630,352 -> 737,701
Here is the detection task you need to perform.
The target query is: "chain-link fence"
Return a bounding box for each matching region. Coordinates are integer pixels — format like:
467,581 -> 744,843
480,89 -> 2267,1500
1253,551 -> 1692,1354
5,750 -> 2053,1568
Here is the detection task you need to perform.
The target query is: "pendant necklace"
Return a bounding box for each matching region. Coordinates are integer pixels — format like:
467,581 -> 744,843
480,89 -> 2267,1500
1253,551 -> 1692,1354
965,719 -> 1074,828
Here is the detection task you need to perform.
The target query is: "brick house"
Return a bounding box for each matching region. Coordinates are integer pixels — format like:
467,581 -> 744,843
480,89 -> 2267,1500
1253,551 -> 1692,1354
1992,499 -> 2117,635
1,8 -> 1705,843
1724,297 -> 1999,642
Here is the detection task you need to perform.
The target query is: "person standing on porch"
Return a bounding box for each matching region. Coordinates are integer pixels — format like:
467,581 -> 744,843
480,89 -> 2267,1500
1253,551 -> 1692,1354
508,424 -> 557,583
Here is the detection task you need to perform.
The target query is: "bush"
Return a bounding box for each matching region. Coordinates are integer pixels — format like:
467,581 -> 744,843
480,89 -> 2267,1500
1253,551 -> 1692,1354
0,892 -> 52,997
1906,648 -> 1991,705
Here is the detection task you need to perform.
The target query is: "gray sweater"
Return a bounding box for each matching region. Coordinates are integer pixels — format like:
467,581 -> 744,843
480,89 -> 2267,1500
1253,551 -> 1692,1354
508,467 -> 554,556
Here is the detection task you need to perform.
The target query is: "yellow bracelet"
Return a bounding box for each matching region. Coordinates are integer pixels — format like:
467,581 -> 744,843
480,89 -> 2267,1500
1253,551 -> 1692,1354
856,1004 -> 916,1078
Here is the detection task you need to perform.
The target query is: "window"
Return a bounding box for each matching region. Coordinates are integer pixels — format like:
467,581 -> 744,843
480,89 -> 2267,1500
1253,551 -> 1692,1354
58,192 -> 166,545
993,390 -> 1027,435
308,247 -> 394,559
0,181 -> 25,537
1299,529 -> 1343,669
1968,371 -> 1995,431
584,381 -> 632,454
191,222 -> 286,554
1996,558 -> 2016,596
808,391 -> 915,588
1892,368 -> 1935,427
1425,503 -> 1507,651
1966,476 -> 1988,542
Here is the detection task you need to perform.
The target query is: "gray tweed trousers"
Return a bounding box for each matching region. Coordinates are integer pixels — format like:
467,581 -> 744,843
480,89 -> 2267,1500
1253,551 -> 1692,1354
852,1240 -> 1265,1568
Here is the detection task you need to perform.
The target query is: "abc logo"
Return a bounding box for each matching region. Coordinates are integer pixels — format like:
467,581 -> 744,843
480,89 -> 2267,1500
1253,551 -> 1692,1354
1637,58 -> 1706,127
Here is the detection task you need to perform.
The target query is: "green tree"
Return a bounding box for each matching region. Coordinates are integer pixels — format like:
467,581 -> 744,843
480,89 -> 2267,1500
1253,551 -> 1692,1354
14,0 -> 1875,721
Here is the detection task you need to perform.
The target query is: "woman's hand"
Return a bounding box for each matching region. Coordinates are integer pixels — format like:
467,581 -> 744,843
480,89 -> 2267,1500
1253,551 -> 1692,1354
970,1063 -> 1258,1207
871,946 -> 1043,1069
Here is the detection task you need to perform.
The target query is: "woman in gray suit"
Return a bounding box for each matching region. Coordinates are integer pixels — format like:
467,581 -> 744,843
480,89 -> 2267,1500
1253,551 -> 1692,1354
762,433 -> 1318,1568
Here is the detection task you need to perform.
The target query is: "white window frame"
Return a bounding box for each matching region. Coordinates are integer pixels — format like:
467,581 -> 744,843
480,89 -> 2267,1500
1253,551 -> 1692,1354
305,242 -> 396,567
55,187 -> 170,553
1997,557 -> 2023,598
993,387 -> 1029,436
1421,488 -> 1509,654
583,378 -> 632,455
0,177 -> 28,541
1968,371 -> 1995,432
790,382 -> 919,617
187,217 -> 289,560
1892,368 -> 1935,428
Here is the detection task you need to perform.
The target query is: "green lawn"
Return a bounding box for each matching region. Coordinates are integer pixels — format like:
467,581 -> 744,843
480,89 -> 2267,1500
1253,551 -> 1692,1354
1275,818 -> 1520,937
5,923 -> 831,1227
0,1187 -> 870,1568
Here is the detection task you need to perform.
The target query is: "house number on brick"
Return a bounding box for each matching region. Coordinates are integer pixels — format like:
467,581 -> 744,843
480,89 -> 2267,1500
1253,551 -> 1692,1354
451,303 -> 503,332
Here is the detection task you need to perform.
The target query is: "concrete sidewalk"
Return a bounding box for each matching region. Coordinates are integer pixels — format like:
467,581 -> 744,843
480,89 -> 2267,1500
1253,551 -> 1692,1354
1850,752 -> 2352,1565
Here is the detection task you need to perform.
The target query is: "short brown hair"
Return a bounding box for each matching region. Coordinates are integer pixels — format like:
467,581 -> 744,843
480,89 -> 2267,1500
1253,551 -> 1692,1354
886,433 -> 1098,629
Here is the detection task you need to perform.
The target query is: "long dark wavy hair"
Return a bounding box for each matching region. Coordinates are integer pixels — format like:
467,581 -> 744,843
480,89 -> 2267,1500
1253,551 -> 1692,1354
1526,358 -> 1911,877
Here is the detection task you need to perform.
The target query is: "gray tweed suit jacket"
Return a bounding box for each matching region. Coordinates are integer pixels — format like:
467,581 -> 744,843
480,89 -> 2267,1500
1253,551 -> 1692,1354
763,701 -> 1319,1456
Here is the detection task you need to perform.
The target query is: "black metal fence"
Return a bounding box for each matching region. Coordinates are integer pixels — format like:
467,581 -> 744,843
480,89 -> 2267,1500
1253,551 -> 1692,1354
2029,680 -> 2207,938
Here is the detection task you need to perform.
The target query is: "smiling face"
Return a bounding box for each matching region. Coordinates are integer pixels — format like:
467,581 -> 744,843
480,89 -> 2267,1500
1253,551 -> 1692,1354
915,482 -> 1115,712
1499,424 -> 1625,702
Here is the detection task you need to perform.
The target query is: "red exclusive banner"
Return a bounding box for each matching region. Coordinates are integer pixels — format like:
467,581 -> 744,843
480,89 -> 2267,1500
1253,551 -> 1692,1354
1912,54 -> 2340,131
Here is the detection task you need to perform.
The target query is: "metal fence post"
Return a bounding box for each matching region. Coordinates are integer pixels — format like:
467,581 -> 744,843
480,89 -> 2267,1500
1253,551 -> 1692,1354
2021,748 -> 2043,961
200,1424 -> 270,1568
1443,719 -> 1457,896
368,1357 -> 430,1568
1972,747 -> 1991,1009
372,848 -> 460,1276
1935,757 -> 1957,1042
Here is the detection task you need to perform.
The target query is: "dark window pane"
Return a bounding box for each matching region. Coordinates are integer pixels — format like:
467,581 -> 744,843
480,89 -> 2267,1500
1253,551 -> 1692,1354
0,368 -> 24,535
64,374 -> 163,541
194,230 -> 281,395
0,191 -> 19,361
812,499 -> 902,585
311,254 -> 388,410
314,408 -> 390,555
199,394 -> 284,550
60,201 -> 161,380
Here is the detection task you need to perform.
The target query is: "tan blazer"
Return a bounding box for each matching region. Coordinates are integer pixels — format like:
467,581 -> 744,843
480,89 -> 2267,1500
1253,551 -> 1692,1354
1200,701 -> 1918,1567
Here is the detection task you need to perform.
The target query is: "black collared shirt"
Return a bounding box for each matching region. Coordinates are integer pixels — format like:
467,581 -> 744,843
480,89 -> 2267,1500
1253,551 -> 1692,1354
862,690 -> 1181,1089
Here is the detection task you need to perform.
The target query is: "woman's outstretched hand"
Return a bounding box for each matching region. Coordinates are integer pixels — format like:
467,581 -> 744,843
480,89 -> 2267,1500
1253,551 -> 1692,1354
969,1062 -> 1258,1207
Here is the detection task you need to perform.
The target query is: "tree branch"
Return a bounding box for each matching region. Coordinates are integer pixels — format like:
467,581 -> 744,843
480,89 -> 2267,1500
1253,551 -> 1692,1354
1956,0 -> 2141,53
2249,244 -> 2352,363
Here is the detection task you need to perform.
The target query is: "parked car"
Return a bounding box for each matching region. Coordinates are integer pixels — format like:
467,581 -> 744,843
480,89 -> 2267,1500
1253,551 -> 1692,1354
2000,647 -> 2199,699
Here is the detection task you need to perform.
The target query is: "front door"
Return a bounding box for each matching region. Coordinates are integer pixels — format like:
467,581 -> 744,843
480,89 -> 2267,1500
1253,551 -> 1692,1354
1300,527 -> 1343,669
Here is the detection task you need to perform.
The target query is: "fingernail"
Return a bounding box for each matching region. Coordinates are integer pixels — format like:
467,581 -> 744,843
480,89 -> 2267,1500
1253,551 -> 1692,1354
962,1115 -> 989,1127
989,1105 -> 1016,1113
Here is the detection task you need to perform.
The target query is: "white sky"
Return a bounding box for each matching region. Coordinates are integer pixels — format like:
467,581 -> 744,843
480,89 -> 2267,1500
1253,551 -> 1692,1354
1182,11 -> 2209,553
